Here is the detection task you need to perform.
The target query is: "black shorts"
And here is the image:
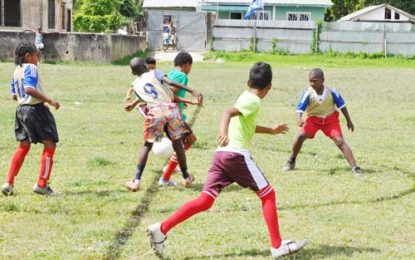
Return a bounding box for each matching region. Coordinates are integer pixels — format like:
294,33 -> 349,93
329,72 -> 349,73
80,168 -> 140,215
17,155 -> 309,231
15,103 -> 59,144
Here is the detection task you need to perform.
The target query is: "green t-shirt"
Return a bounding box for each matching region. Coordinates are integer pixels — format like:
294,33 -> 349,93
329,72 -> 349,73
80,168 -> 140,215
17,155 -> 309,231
168,69 -> 188,121
227,91 -> 261,150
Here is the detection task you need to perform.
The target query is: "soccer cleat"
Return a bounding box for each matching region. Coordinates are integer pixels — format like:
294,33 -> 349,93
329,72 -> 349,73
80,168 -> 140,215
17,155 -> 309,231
352,166 -> 362,175
1,183 -> 14,196
183,174 -> 194,188
271,240 -> 307,259
125,179 -> 140,192
33,184 -> 54,196
283,159 -> 296,172
158,177 -> 177,187
148,223 -> 167,257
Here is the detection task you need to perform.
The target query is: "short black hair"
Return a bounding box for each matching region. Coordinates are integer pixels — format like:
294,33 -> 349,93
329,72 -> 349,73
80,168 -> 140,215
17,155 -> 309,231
309,68 -> 324,79
129,57 -> 147,76
145,57 -> 156,65
248,62 -> 272,89
174,52 -> 193,67
14,43 -> 37,66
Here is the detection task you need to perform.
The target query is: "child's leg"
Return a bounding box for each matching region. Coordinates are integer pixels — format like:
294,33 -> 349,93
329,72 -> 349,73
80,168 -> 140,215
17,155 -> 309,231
332,136 -> 357,167
288,132 -> 308,161
161,135 -> 193,181
171,138 -> 189,179
257,185 -> 282,249
38,140 -> 56,188
134,142 -> 153,181
160,192 -> 215,234
6,141 -> 31,185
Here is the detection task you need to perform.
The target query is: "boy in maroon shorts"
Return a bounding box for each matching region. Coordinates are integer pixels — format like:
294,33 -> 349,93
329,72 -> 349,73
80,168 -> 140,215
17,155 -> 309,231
283,68 -> 361,174
148,62 -> 307,259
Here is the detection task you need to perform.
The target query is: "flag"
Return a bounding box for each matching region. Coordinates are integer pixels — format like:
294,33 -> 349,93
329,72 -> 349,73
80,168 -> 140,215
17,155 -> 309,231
244,0 -> 263,20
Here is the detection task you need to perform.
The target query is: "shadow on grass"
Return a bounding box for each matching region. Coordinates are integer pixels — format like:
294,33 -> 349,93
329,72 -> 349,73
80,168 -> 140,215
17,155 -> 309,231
103,171 -> 162,260
62,189 -> 125,197
183,244 -> 380,259
282,165 -> 415,211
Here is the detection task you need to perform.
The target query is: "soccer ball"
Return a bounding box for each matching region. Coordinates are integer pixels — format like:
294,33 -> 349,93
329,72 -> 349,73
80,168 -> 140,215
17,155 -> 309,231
152,138 -> 174,158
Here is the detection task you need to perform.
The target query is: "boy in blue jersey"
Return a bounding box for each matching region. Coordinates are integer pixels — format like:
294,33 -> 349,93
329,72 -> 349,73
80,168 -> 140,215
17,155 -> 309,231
283,68 -> 361,174
1,43 -> 60,196
148,62 -> 306,259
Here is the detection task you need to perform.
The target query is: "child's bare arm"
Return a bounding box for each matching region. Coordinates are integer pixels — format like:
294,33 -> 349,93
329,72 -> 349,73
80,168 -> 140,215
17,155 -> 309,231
163,76 -> 203,104
24,87 -> 60,109
124,86 -> 134,102
340,107 -> 354,132
217,107 -> 241,147
296,112 -> 305,127
256,124 -> 289,135
173,95 -> 200,105
124,98 -> 140,111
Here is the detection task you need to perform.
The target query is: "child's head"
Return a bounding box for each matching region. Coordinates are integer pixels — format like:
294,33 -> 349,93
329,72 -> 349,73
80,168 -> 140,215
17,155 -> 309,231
174,52 -> 193,74
130,57 -> 147,76
248,62 -> 272,94
145,57 -> 156,70
14,43 -> 39,67
309,68 -> 325,90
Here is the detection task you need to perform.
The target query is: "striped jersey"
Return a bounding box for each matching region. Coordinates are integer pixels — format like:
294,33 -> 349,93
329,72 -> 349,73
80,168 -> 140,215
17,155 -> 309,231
132,69 -> 173,106
11,63 -> 46,105
296,86 -> 346,118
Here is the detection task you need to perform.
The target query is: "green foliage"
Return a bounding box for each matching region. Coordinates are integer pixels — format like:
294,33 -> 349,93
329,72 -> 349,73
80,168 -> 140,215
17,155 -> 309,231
312,20 -> 323,53
73,0 -> 140,32
111,50 -> 148,65
249,37 -> 259,53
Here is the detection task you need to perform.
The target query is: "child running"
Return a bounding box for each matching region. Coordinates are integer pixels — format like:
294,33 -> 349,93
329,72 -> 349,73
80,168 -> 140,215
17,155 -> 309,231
1,43 -> 60,196
124,58 -> 203,191
148,62 -> 306,259
159,52 -> 198,187
283,68 -> 361,174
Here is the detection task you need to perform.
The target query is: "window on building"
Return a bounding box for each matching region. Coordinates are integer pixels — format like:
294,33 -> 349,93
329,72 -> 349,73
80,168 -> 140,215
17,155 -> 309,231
4,0 -> 21,26
230,12 -> 242,20
287,12 -> 310,21
48,0 -> 55,29
385,8 -> 391,20
253,11 -> 271,20
395,12 -> 400,20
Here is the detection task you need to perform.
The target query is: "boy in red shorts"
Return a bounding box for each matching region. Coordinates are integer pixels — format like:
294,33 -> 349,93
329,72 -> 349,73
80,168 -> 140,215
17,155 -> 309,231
147,62 -> 306,259
283,68 -> 361,174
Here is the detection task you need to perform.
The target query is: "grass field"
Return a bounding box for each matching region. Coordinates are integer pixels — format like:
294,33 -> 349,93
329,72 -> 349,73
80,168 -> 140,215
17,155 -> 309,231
0,55 -> 414,259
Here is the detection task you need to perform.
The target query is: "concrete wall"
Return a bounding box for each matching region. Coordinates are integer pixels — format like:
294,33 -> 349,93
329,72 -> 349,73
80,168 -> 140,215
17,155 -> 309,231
211,20 -> 415,57
0,30 -> 146,62
1,0 -> 73,31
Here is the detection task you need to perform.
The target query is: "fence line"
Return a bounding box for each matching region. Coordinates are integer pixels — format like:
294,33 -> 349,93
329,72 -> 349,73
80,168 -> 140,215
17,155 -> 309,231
212,20 -> 415,56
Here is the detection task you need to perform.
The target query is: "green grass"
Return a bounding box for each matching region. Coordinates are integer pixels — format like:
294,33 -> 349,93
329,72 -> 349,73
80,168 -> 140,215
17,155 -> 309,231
204,51 -> 415,68
0,57 -> 414,259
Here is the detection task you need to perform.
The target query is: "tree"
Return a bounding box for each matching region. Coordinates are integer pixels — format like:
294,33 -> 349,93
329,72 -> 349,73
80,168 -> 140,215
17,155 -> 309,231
325,0 -> 365,21
73,0 -> 140,32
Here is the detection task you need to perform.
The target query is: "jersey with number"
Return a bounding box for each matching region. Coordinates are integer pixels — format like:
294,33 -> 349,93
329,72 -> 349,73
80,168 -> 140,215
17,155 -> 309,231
296,86 -> 346,118
11,63 -> 46,105
132,69 -> 173,106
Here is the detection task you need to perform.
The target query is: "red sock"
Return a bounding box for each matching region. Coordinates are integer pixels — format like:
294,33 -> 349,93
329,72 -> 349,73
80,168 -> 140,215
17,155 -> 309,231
257,185 -> 282,248
162,143 -> 191,181
161,192 -> 215,234
38,147 -> 55,188
6,144 -> 30,185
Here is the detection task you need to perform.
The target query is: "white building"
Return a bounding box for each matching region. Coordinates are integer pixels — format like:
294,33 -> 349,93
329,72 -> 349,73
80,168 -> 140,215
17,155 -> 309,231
339,4 -> 415,23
